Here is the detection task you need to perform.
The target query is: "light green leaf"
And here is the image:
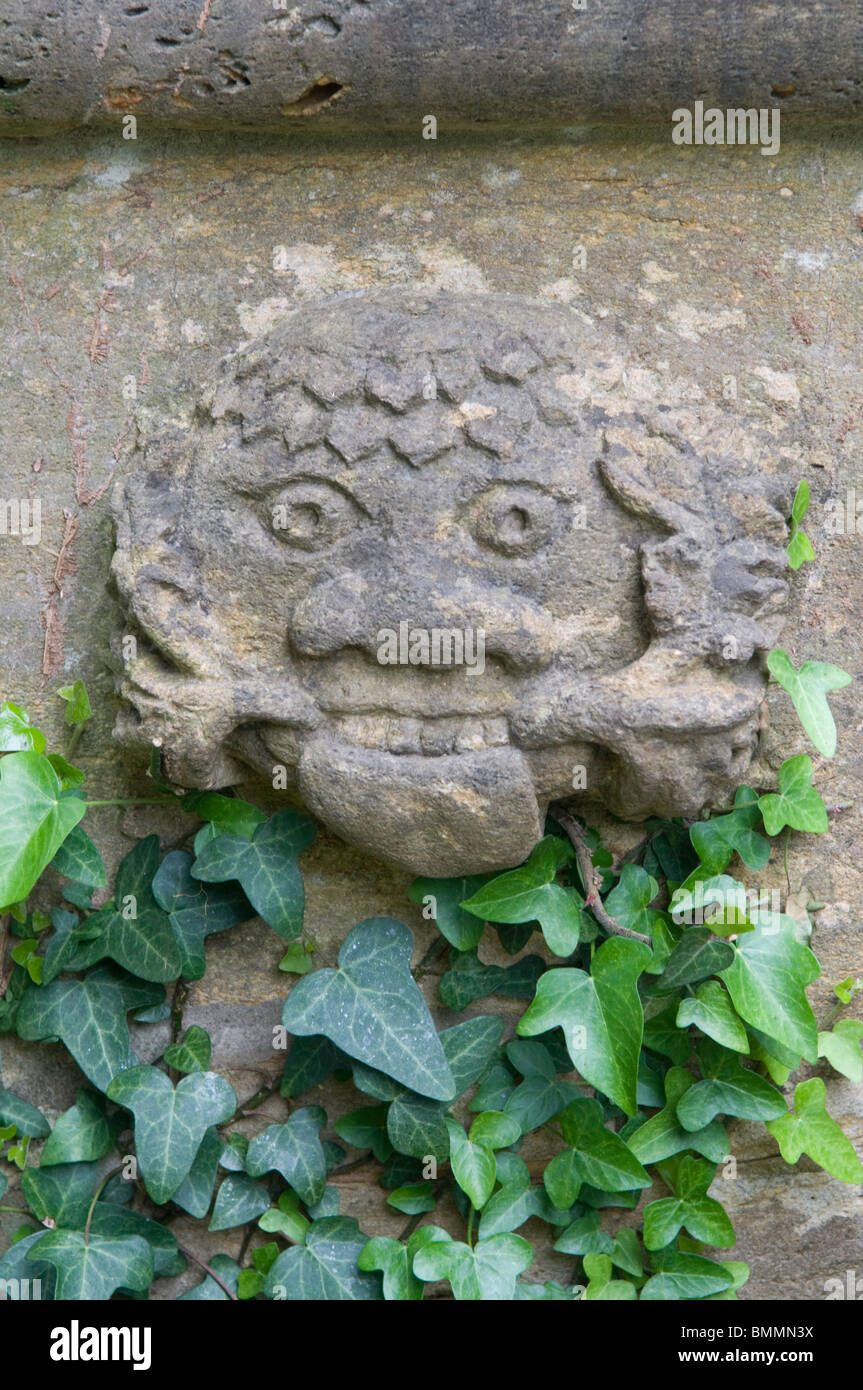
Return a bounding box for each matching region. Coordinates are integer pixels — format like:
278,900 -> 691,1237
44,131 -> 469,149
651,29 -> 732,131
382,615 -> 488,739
181,791 -> 267,841
767,1077 -> 863,1183
164,1025 -> 212,1075
758,755 -> 828,835
0,752 -> 87,908
461,837 -> 588,956
359,1227 -> 447,1300
641,1249 -> 733,1300
643,1156 -> 735,1250
676,980 -> 750,1053
57,680 -> 92,726
652,928 -> 735,994
582,1252 -> 638,1300
386,1183 -> 436,1215
553,1097 -> 650,1194
0,701 -> 46,753
720,923 -> 819,1062
676,1041 -> 786,1129
625,1067 -> 730,1166
282,918 -> 455,1101
107,1066 -> 236,1204
689,787 -> 771,874
767,649 -> 851,758
413,1232 -> 532,1300
259,1190 -> 311,1245
818,1019 -> 863,1082
468,1111 -> 521,1150
517,936 -> 653,1115
603,864 -> 664,939
447,1116 -> 497,1209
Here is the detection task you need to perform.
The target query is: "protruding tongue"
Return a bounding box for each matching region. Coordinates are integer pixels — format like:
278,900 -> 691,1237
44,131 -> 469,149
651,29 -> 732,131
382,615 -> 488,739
298,734 -> 543,876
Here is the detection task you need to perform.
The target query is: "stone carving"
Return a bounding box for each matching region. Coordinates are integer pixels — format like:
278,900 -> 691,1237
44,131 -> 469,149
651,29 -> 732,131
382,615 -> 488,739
112,290 -> 793,875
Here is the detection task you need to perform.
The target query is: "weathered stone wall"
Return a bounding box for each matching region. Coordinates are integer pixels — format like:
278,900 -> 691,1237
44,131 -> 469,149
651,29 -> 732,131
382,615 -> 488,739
0,7 -> 861,1300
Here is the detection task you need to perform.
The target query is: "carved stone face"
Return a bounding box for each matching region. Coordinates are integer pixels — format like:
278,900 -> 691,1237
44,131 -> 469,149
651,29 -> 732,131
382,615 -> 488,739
112,291 -> 792,875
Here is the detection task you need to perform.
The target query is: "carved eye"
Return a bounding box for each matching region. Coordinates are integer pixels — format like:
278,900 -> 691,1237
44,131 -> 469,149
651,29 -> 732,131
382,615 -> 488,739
268,478 -> 364,551
471,485 -> 559,557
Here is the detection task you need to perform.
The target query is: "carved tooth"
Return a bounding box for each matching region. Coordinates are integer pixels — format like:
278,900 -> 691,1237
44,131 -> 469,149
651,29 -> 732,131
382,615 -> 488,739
388,717 -> 421,754
455,718 -> 485,752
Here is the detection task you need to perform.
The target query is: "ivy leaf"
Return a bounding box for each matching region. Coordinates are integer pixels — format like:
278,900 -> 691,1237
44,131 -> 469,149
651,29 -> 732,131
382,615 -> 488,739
720,923 -> 819,1062
641,1249 -> 733,1300
335,1103 -> 393,1161
209,1173 -> 271,1231
181,791 -> 267,841
246,1106 -> 328,1206
259,1190 -> 312,1245
689,787 -> 771,874
504,1073 -> 583,1135
643,998 -> 694,1066
553,1210 -> 613,1256
643,1156 -> 735,1250
408,875 -> 490,950
282,918 -> 455,1101
676,1041 -> 786,1129
461,837 -> 588,956
603,865 -> 665,940
171,1127 -> 223,1218
446,1117 -> 497,1209
0,752 -> 87,909
676,980 -> 750,1053
758,755 -> 828,835
28,1230 -> 153,1300
17,964 -> 165,1093
49,826 -> 106,889
818,1019 -> 863,1082
767,649 -> 851,758
279,943 -> 314,975
87,1203 -> 185,1278
40,1090 -> 112,1165
544,1099 -> 650,1210
0,1085 -> 50,1137
517,937 -> 653,1115
191,808 -> 316,939
439,948 -> 545,1010
107,1066 -> 236,1204
582,1252 -> 638,1300
386,1183 -> 436,1215
767,1078 -> 863,1183
27,1239 -> 152,1301
413,1232 -> 532,1300
153,851 -> 252,981
478,1183 -> 563,1240
163,1025 -> 212,1075
264,1216 -> 384,1300
69,837 -> 182,983
651,929 -> 735,994
0,701 -> 46,753
281,1035 -> 349,1099
625,1068 -> 730,1166
179,1253 -> 241,1301
358,1227 -> 448,1300
57,680 -> 92,726
787,481 -> 814,570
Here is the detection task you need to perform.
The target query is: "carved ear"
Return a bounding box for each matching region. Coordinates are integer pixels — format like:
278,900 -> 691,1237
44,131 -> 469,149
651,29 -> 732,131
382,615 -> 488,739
597,433 -> 711,538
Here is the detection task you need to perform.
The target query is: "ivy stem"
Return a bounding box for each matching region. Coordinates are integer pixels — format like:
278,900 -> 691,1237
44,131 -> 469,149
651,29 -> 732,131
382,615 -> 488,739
553,809 -> 652,946
84,1164 -> 126,1246
466,1206 -> 475,1248
0,1205 -> 33,1215
783,826 -> 792,896
0,915 -> 12,997
177,1244 -> 239,1300
65,722 -> 85,760
85,797 -> 178,808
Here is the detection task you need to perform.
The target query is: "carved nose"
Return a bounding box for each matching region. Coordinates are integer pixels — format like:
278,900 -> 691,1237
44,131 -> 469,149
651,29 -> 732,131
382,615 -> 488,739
290,571 -> 555,672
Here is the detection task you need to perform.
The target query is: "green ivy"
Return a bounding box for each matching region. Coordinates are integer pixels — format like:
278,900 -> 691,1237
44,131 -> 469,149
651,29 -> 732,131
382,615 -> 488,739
0,654 -> 858,1302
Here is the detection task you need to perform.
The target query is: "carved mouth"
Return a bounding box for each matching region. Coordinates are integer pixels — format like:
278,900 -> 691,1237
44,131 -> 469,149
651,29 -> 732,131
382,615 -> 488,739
330,713 -> 510,756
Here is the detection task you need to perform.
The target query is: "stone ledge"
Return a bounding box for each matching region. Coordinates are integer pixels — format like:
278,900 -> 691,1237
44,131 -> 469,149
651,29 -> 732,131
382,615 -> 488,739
0,0 -> 859,136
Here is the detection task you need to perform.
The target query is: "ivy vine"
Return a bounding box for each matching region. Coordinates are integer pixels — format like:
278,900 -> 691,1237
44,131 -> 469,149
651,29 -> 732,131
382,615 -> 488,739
0,621 -> 858,1301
